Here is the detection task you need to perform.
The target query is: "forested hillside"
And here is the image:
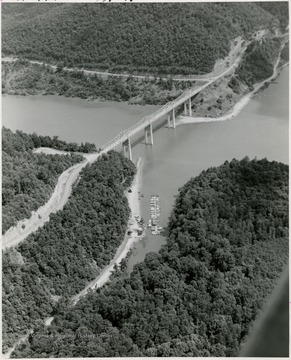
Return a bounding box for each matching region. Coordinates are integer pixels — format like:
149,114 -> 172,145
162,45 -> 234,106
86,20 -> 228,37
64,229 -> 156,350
11,158 -> 289,357
2,128 -> 83,233
258,1 -> 289,30
2,2 -> 279,75
3,150 -> 136,351
232,37 -> 282,89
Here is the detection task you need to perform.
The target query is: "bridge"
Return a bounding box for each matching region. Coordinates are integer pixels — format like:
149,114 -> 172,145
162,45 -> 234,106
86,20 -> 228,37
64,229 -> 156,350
98,35 -> 254,158
101,78 -> 216,160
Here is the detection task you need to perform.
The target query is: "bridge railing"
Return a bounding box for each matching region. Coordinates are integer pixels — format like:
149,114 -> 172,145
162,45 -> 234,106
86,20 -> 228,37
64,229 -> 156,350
101,79 -> 214,152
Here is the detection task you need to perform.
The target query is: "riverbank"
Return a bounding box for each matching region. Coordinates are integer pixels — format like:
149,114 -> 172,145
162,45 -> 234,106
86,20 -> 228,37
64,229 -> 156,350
72,157 -> 144,304
177,57 -> 288,127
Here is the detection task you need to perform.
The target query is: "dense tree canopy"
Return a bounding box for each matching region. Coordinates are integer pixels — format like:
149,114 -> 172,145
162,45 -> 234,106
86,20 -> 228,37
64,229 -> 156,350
258,2 -> 289,30
2,150 -> 136,351
234,37 -> 282,88
2,127 -> 83,233
280,41 -> 289,63
10,158 -> 289,357
2,2 -> 280,75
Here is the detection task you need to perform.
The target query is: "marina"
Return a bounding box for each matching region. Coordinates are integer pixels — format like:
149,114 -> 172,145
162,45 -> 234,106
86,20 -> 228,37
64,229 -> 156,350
149,195 -> 163,235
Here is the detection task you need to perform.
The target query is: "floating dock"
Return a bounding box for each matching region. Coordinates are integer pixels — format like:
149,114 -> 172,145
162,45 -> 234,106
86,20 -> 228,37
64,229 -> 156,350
149,195 -> 163,235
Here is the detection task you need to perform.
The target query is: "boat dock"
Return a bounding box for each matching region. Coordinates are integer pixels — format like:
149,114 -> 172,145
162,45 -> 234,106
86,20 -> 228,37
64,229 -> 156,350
148,195 -> 163,235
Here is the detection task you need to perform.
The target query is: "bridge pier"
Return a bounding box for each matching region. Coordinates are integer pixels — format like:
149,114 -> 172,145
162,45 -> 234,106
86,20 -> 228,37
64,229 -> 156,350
122,138 -> 132,161
145,123 -> 154,145
167,109 -> 176,129
172,109 -> 176,128
183,98 -> 192,116
188,97 -> 192,116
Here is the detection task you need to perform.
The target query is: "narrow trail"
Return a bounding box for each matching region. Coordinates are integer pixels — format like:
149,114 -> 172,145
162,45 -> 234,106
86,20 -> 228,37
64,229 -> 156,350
2,331 -> 33,359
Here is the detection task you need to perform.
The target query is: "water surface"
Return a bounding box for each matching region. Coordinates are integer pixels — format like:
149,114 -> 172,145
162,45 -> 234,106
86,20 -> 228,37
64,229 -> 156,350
2,96 -> 159,148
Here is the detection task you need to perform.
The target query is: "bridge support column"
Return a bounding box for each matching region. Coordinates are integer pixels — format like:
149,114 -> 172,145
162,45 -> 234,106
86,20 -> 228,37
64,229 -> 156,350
184,102 -> 187,116
122,138 -> 132,161
188,98 -> 192,116
172,109 -> 176,129
145,123 -> 154,145
167,110 -> 176,129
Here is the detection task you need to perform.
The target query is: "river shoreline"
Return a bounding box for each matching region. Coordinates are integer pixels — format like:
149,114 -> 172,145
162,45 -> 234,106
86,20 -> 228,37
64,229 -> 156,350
177,58 -> 288,127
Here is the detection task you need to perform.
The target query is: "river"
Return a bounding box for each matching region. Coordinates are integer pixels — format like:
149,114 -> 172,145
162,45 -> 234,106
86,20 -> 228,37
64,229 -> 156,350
2,66 -> 289,274
2,96 -> 160,147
